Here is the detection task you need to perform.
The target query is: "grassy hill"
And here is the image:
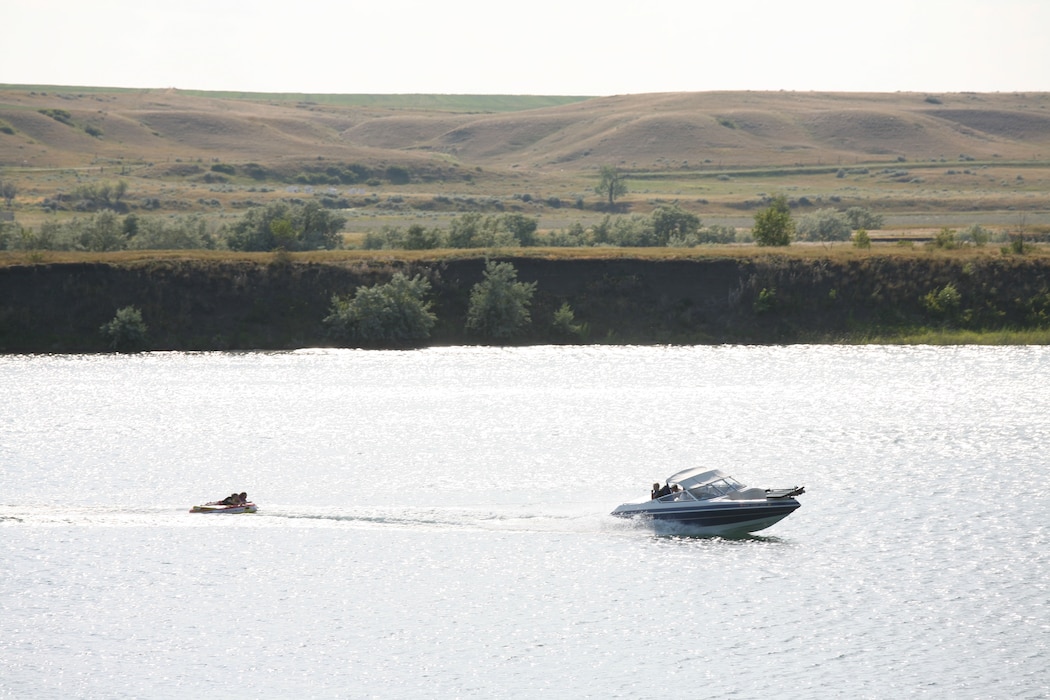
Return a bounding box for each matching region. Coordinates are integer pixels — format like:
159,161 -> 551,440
0,86 -> 594,170
4,87 -> 1050,171
2,85 -> 1050,234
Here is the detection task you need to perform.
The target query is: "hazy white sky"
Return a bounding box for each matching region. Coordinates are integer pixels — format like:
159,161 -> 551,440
5,0 -> 1049,95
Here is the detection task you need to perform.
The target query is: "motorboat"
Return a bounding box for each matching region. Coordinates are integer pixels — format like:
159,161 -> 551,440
190,502 -> 258,514
611,468 -> 803,536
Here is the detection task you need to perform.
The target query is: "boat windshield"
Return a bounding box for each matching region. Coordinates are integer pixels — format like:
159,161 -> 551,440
687,477 -> 744,501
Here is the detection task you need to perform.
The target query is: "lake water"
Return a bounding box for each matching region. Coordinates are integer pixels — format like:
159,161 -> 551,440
1,345 -> 1048,699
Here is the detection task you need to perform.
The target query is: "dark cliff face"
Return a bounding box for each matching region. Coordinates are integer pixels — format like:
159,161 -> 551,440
1,255 -> 1047,353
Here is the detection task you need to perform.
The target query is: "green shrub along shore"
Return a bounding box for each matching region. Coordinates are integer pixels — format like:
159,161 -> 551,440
2,252 -> 1050,353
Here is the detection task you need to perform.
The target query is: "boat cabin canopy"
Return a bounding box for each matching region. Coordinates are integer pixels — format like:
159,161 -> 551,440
659,468 -> 748,502
666,468 -> 738,490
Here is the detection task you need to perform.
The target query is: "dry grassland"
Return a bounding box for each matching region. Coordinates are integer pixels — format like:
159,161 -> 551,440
2,87 -> 1050,238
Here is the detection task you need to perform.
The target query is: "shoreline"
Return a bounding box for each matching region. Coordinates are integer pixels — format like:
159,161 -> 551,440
2,251 -> 1049,353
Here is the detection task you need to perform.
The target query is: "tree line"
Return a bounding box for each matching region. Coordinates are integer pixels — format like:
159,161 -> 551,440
2,165 -> 893,253
0,201 -> 346,253
0,163 -> 1028,253
8,193 -> 1007,254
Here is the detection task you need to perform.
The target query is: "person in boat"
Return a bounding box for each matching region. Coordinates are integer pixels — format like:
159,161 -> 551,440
237,492 -> 248,505
219,493 -> 240,506
651,483 -> 661,500
653,483 -> 673,499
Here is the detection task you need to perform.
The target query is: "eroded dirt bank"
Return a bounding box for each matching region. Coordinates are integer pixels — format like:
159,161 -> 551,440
1,254 -> 1048,352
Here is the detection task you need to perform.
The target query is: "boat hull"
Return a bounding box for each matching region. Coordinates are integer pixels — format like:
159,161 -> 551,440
189,503 -> 257,514
611,498 -> 800,537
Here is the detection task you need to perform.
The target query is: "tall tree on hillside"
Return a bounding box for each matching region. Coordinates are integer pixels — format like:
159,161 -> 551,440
751,195 -> 794,247
1,180 -> 16,208
650,204 -> 701,245
594,166 -> 627,209
227,201 -> 346,251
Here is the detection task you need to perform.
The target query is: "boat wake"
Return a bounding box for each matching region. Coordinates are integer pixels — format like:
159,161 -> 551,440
0,503 -> 613,534
259,504 -> 610,533
0,504 -> 790,544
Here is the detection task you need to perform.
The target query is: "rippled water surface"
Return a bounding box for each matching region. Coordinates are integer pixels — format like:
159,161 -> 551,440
2,346 -> 1048,698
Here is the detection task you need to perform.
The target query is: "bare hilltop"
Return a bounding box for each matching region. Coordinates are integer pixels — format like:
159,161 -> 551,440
3,87 -> 1050,172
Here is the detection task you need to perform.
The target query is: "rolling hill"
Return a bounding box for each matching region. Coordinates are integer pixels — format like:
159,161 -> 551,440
3,86 -> 1050,175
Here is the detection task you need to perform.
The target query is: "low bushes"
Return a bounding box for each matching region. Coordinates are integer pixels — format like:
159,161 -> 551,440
324,273 -> 437,347
99,306 -> 148,352
465,260 -> 536,340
